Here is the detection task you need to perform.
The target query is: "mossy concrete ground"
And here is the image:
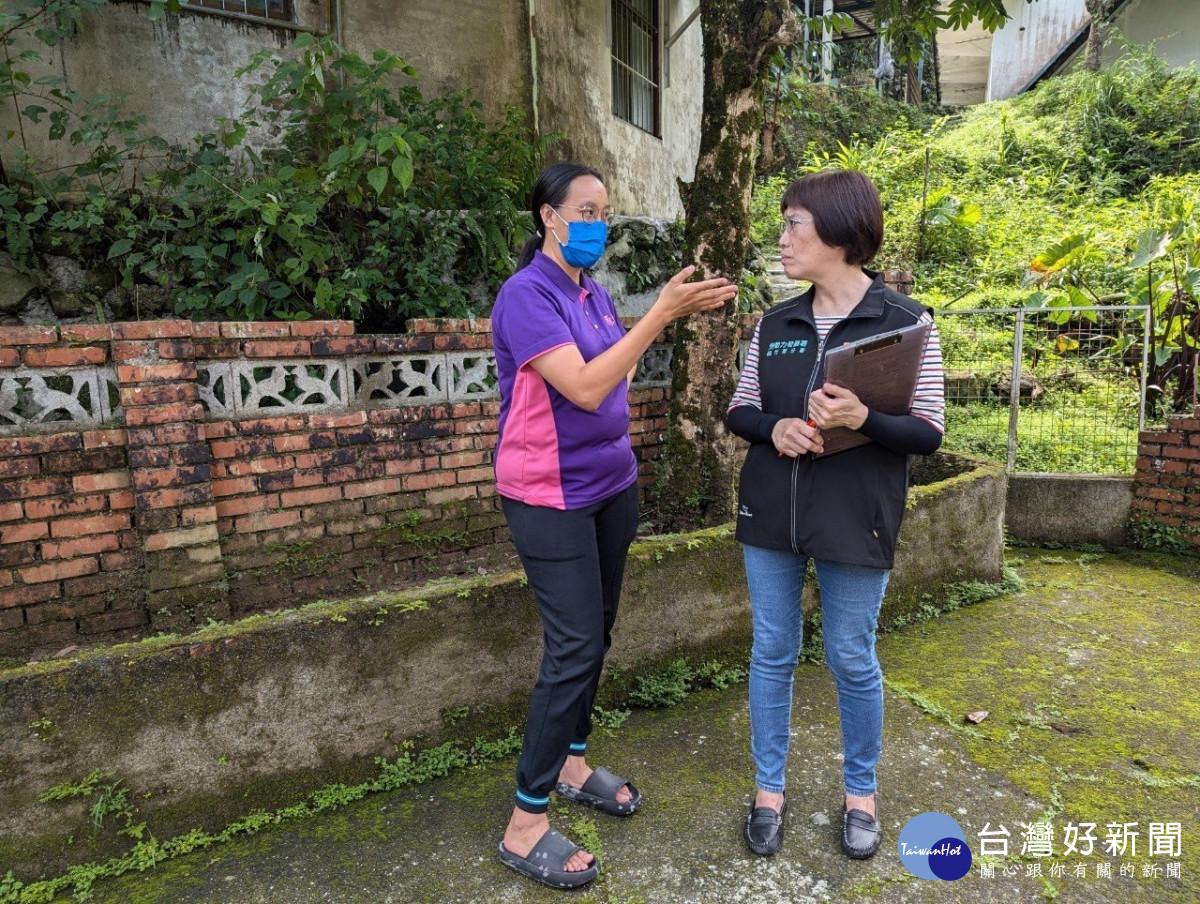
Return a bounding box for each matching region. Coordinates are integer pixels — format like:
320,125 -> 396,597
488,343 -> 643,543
68,548 -> 1198,903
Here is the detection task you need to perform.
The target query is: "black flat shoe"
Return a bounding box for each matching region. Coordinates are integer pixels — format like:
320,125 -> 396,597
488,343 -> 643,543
841,802 -> 882,859
744,793 -> 786,856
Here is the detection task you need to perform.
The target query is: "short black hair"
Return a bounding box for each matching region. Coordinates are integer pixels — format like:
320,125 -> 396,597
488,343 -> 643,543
780,170 -> 883,266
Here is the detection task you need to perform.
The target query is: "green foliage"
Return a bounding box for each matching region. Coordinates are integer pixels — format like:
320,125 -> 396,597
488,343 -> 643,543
628,657 -> 747,708
1127,516 -> 1199,555
872,0 -> 1020,65
0,646 -> 750,902
2,11 -> 547,328
38,770 -> 142,841
1,1 -> 181,199
565,814 -> 603,875
628,658 -> 692,708
887,566 -> 1026,630
759,80 -> 923,179
1,730 -> 524,903
37,770 -> 109,803
591,704 -> 631,732
750,40 -> 1200,419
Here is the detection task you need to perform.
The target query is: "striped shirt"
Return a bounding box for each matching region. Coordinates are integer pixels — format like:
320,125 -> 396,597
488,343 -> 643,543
729,312 -> 946,433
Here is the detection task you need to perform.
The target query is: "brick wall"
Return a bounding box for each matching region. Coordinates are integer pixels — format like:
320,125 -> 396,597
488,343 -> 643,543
0,317 -> 712,658
1133,412 -> 1200,547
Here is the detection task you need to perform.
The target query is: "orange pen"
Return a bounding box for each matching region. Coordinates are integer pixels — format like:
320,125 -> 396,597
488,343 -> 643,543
778,418 -> 818,457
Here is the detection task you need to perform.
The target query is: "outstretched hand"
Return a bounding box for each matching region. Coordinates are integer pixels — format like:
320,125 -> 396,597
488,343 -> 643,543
653,265 -> 738,322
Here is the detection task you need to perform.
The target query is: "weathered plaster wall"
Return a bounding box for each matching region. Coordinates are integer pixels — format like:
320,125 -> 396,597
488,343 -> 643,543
339,0 -> 530,117
0,3 -> 317,174
1,0 -> 705,218
0,531 -> 751,878
987,0 -> 1089,101
987,0 -> 1200,102
536,0 -> 703,218
1006,473 -> 1135,549
0,1 -> 531,179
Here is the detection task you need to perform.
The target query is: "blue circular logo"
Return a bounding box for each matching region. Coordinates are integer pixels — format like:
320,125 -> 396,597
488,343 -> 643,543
898,812 -> 972,880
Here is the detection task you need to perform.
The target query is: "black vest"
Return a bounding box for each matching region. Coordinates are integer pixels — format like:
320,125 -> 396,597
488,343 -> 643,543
734,274 -> 931,568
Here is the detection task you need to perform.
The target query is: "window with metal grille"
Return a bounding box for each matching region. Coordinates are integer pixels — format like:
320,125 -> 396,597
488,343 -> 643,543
185,0 -> 294,24
611,0 -> 660,136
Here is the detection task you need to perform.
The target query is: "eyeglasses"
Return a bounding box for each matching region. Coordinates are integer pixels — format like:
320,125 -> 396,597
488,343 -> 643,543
780,215 -> 814,235
557,204 -> 616,226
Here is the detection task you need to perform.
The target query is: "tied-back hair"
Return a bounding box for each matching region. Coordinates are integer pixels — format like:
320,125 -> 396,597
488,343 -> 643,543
780,170 -> 884,266
515,162 -> 605,271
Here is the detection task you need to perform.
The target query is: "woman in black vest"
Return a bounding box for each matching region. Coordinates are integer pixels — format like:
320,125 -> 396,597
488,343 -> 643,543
726,170 -> 945,859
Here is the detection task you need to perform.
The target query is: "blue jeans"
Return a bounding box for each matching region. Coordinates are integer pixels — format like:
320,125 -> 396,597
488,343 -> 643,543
743,544 -> 890,798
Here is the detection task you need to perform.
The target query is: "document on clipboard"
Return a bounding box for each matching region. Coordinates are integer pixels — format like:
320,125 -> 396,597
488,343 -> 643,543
813,320 -> 932,458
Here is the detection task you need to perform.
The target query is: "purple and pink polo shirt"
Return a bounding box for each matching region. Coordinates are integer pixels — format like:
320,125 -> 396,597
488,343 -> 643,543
491,251 -> 638,510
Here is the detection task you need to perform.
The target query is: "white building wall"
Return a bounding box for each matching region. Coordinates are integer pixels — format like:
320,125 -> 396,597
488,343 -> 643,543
1104,0 -> 1200,69
536,1 -> 702,218
987,0 -> 1200,102
987,0 -> 1089,101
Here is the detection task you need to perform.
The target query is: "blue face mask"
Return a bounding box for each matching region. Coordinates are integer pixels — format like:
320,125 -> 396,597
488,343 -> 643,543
553,212 -> 608,269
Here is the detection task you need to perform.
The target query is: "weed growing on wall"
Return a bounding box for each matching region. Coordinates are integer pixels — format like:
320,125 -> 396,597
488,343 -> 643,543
1127,516 -> 1200,555
0,653 -> 746,902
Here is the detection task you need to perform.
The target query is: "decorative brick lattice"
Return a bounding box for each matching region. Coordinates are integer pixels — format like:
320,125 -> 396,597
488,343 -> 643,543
0,368 -> 120,430
219,360 -> 348,416
638,344 -> 672,387
0,318 -> 696,655
447,354 -> 499,401
3,345 -> 674,431
352,356 -> 444,406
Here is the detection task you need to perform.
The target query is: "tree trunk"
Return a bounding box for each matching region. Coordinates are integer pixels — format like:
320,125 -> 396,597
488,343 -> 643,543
656,0 -> 800,531
758,119 -> 777,174
905,60 -> 921,105
1084,0 -> 1108,72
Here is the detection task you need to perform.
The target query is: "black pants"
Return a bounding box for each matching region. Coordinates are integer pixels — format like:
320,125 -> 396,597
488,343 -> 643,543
502,483 -> 639,814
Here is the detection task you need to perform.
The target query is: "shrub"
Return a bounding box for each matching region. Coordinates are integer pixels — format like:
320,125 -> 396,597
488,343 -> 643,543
2,15 -> 548,329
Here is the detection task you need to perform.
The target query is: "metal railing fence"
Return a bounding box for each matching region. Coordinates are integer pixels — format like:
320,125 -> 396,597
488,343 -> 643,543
937,305 -> 1151,475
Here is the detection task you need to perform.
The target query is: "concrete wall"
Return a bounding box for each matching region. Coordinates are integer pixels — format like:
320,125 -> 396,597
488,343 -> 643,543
0,0 -> 702,217
1103,0 -> 1200,68
0,452 -> 1004,879
527,0 -> 703,217
987,0 -> 1089,101
1005,473 -> 1135,549
888,454 -> 1008,616
987,0 -> 1200,102
338,0 -> 530,118
1,2 -> 320,175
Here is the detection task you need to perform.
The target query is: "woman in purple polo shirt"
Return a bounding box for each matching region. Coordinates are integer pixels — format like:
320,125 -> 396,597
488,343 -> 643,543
493,163 -> 737,889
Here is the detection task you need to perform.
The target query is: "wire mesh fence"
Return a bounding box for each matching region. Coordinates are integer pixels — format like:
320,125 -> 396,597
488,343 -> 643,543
937,306 -> 1150,475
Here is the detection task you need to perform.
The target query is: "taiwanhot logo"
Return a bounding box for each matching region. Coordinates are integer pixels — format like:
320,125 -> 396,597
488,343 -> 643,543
897,812 -> 972,880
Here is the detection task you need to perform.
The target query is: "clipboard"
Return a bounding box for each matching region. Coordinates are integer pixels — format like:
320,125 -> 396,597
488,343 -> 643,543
813,320 -> 932,458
